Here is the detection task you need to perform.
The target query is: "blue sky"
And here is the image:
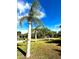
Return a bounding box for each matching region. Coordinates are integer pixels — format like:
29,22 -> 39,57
17,0 -> 61,34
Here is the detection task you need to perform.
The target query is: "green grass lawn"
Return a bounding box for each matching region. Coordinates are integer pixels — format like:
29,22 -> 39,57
17,39 -> 61,59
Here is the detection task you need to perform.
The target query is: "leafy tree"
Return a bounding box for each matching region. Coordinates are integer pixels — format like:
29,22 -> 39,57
32,27 -> 55,38
17,31 -> 21,36
17,31 -> 21,39
40,27 -> 52,38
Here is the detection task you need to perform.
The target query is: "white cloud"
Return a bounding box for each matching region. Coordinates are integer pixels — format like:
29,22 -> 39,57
21,30 -> 28,34
48,24 -> 61,32
54,24 -> 60,28
52,28 -> 60,33
17,2 -> 46,33
17,13 -> 28,20
18,10 -> 45,20
36,11 -> 46,19
17,29 -> 28,34
17,2 -> 45,19
17,2 -> 31,14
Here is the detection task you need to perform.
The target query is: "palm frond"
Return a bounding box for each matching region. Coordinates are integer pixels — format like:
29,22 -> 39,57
29,0 -> 40,17
19,16 -> 28,27
35,25 -> 41,30
18,0 -> 44,28
31,0 -> 39,9
32,17 -> 44,27
33,10 -> 41,16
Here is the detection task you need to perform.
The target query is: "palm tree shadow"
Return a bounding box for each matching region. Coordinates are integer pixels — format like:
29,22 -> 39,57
54,49 -> 61,56
17,47 -> 26,56
46,40 -> 61,46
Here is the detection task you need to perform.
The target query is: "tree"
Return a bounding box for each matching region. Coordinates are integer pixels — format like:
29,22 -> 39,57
17,31 -> 21,39
40,27 -> 51,38
34,27 -> 53,38
32,25 -> 43,41
19,0 -> 43,58
58,25 -> 61,38
23,33 -> 28,39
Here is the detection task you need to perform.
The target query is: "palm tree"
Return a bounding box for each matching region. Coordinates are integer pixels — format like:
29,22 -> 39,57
34,25 -> 40,41
32,25 -> 43,41
19,0 -> 43,58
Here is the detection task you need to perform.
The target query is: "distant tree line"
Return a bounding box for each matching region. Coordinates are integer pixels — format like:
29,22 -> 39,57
17,27 -> 61,40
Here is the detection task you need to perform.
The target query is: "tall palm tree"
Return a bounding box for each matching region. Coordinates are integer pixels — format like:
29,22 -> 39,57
19,0 -> 43,58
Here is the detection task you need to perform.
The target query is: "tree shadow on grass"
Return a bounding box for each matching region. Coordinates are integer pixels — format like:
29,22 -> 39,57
17,47 -> 26,56
54,49 -> 61,56
46,40 -> 61,46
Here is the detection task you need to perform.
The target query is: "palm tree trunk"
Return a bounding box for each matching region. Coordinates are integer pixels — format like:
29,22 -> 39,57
26,21 -> 31,58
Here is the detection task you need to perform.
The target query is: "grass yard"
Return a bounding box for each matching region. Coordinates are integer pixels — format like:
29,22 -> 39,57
17,39 -> 61,59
